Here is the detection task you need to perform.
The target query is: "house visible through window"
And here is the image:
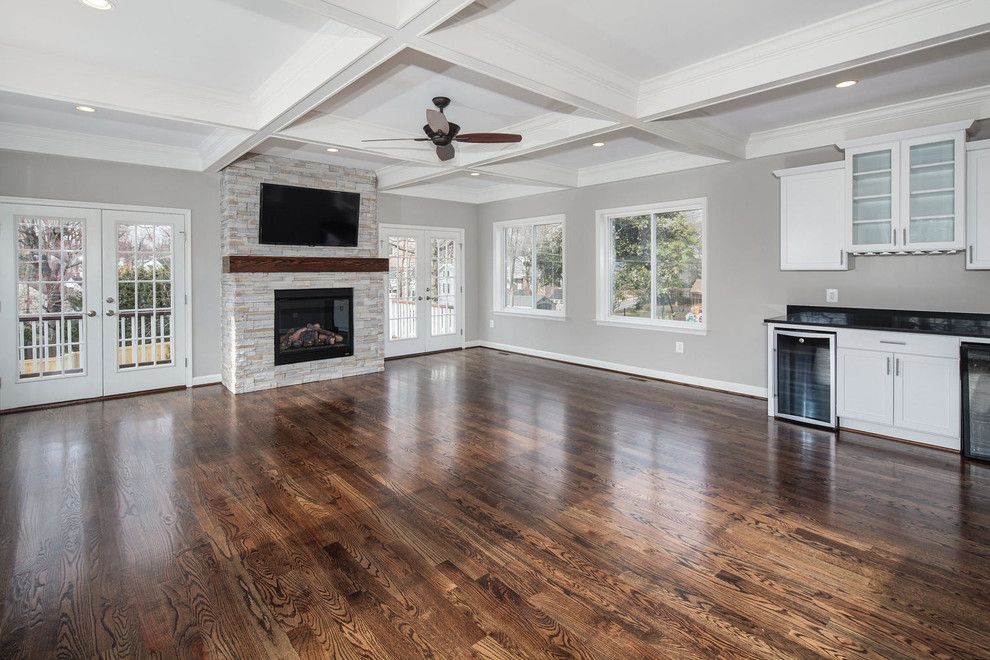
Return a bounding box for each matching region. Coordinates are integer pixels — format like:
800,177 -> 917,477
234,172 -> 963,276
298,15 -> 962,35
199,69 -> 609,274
596,199 -> 706,332
494,216 -> 564,315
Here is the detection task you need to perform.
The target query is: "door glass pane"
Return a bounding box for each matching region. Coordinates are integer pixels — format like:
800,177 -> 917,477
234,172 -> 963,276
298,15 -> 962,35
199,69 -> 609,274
964,346 -> 990,461
852,221 -> 892,246
116,223 -> 173,369
610,215 -> 651,318
431,238 -> 456,337
15,216 -> 86,379
504,226 -> 533,309
776,334 -> 832,424
534,224 -> 563,313
851,150 -> 892,246
909,141 -> 955,245
387,236 -> 417,340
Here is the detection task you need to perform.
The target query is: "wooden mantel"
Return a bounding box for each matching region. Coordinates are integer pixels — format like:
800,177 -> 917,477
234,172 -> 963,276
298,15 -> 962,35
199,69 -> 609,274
223,256 -> 389,273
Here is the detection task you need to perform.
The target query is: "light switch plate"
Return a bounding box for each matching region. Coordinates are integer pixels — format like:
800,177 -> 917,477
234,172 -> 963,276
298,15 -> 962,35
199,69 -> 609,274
826,289 -> 839,303
489,319 -> 495,328
675,341 -> 684,354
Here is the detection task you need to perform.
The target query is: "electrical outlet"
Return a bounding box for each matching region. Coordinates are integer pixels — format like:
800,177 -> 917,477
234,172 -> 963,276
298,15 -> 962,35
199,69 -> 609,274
826,288 -> 839,303
675,341 -> 684,354
489,319 -> 495,328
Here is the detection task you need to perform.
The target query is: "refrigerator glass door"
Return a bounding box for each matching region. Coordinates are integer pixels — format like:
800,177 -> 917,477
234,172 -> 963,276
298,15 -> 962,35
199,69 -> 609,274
775,331 -> 835,427
963,343 -> 990,461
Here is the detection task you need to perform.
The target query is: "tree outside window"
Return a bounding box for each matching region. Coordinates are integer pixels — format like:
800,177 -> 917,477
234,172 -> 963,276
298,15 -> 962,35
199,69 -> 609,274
497,217 -> 564,314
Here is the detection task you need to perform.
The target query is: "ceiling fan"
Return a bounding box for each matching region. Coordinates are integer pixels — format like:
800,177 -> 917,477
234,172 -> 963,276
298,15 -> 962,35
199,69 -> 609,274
361,96 -> 522,162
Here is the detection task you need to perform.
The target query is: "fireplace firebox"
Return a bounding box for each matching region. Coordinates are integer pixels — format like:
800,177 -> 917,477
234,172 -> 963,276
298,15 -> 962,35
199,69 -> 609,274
274,288 -> 353,365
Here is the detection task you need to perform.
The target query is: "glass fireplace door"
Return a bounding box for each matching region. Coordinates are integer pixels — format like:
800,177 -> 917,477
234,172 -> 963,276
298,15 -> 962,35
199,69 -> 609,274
380,226 -> 463,358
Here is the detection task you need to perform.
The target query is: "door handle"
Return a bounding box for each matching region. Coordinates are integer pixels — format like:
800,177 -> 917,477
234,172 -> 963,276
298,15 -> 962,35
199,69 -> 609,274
87,310 -> 97,318
106,296 -> 115,304
417,296 -> 423,301
886,357 -> 891,375
895,357 -> 901,377
903,228 -> 907,246
971,245 -> 975,264
106,309 -> 116,316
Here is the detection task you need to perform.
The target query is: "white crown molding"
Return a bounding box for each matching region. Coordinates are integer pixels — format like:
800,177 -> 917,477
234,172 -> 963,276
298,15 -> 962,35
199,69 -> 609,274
747,85 -> 990,158
637,0 -> 990,120
577,151 -> 725,187
199,129 -> 256,170
0,121 -> 203,170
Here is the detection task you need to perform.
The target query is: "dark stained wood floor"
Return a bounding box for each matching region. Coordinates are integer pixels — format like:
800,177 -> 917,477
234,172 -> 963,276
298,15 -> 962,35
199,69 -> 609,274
2,347 -> 989,658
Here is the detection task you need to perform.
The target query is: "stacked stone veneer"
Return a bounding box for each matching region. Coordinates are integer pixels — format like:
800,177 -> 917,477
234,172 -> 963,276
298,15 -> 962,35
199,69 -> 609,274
220,153 -> 384,394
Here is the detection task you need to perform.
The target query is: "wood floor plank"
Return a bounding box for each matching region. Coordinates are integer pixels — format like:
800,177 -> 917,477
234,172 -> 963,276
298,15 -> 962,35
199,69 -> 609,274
1,347 -> 989,658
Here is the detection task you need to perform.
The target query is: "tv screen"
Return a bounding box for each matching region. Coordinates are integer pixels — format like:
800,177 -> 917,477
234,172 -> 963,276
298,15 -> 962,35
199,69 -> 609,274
259,183 -> 360,247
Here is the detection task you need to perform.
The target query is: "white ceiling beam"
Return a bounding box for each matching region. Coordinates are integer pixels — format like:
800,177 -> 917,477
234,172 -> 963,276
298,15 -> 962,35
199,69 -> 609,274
202,0 -> 479,172
637,0 -> 990,121
475,161 -> 578,189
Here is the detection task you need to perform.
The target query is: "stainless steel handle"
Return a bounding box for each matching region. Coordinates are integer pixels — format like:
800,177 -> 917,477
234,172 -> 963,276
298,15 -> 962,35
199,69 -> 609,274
886,357 -> 891,375
892,227 -> 897,245
106,309 -> 115,316
895,357 -> 901,377
840,249 -> 844,265
87,310 -> 97,318
879,340 -> 906,345
903,228 -> 907,245
417,296 -> 423,301
106,296 -> 115,304
971,245 -> 975,264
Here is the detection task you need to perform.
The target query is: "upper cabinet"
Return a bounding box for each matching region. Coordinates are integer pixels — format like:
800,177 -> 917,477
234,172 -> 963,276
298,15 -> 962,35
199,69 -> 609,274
840,122 -> 970,254
774,162 -> 847,271
967,140 -> 990,270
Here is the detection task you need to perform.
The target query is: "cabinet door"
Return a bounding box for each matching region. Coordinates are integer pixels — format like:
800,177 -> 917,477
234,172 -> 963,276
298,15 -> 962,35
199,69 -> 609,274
779,166 -> 847,270
902,132 -> 965,251
893,354 -> 960,439
837,348 -> 893,425
967,144 -> 990,269
846,143 -> 899,252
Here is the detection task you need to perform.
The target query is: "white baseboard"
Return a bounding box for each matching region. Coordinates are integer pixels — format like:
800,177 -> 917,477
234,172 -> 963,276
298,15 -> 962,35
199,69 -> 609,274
464,340 -> 483,348
191,374 -> 222,387
473,340 -> 767,399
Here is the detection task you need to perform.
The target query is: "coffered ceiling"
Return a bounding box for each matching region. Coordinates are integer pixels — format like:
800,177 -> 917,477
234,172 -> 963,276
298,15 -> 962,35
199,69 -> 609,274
2,0 -> 990,203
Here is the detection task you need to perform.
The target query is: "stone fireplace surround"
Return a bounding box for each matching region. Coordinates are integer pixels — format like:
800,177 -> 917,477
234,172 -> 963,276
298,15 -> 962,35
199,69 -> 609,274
220,154 -> 384,394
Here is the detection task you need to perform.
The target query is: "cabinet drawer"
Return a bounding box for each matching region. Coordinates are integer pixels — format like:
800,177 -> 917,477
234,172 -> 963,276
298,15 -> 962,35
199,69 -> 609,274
836,329 -> 958,358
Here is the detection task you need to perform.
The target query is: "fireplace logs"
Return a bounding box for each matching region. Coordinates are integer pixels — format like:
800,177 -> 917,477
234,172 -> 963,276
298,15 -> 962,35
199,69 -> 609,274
279,323 -> 345,351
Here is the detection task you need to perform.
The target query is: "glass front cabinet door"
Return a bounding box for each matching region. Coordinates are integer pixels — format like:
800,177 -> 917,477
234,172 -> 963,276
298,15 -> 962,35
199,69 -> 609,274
843,124 -> 968,254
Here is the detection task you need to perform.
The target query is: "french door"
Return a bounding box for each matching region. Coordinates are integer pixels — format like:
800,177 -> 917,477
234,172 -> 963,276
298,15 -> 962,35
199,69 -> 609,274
0,202 -> 186,410
380,225 -> 463,358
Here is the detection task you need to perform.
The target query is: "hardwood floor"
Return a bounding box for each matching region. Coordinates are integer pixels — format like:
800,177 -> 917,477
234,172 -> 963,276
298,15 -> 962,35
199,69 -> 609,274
1,347 -> 989,658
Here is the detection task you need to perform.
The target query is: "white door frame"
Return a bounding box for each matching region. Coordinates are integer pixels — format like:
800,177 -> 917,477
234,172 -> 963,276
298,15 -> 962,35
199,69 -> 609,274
0,195 -> 194,389
380,223 -> 465,357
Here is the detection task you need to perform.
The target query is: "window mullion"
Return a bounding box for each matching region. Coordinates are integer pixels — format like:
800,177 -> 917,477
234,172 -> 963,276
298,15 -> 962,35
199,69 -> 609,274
530,225 -> 538,308
649,214 -> 657,320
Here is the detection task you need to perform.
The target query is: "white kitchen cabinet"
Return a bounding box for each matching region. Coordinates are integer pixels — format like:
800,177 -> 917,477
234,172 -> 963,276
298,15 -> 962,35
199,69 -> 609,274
893,353 -> 960,439
837,348 -> 893,425
839,122 -> 971,254
967,140 -> 990,269
774,162 -> 847,270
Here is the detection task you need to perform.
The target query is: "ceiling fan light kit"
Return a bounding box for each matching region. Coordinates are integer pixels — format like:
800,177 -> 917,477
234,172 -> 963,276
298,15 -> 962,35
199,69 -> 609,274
362,96 -> 522,162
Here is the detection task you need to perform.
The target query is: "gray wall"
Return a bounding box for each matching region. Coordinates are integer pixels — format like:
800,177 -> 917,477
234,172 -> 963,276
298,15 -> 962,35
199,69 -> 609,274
0,149 -> 222,379
378,193 -> 480,340
476,147 -> 990,390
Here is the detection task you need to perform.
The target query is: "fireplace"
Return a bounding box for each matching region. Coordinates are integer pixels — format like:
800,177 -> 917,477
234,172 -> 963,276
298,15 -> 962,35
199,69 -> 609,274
274,288 -> 353,365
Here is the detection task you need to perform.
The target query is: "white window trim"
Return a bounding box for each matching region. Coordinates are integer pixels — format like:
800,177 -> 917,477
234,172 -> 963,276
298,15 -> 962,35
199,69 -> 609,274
595,198 -> 708,335
493,214 -> 566,318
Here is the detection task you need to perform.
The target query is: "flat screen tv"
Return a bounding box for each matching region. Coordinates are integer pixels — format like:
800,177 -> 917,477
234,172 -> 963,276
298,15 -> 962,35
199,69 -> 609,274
259,183 -> 361,247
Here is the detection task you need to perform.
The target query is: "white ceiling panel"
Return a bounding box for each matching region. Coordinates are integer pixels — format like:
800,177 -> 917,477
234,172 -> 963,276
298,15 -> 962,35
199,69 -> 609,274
0,0 -> 340,96
310,49 -> 580,134
501,127 -> 670,169
699,33 -> 990,135
251,138 -> 400,170
441,0 -> 866,81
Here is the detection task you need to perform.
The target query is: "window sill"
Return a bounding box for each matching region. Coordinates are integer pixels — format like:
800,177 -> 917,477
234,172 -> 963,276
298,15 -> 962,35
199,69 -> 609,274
494,310 -> 568,321
595,318 -> 708,335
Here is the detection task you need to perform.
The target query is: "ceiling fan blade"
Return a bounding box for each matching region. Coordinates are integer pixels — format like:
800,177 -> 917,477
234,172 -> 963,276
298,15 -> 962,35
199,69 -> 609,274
436,144 -> 455,161
454,133 -> 522,144
426,109 -> 449,135
361,137 -> 430,142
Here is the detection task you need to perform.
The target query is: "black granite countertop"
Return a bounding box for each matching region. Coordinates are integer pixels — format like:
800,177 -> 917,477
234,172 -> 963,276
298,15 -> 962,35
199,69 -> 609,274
765,305 -> 990,339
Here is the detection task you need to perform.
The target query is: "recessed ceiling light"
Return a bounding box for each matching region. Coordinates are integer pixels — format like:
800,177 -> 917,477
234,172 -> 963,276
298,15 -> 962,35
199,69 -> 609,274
835,80 -> 858,88
80,0 -> 114,10
325,147 -> 339,153
469,172 -> 481,176
592,141 -> 606,147
75,105 -> 96,113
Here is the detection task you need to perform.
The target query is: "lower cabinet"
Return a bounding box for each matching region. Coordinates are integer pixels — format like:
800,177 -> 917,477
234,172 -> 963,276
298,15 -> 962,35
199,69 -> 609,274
837,347 -> 960,448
